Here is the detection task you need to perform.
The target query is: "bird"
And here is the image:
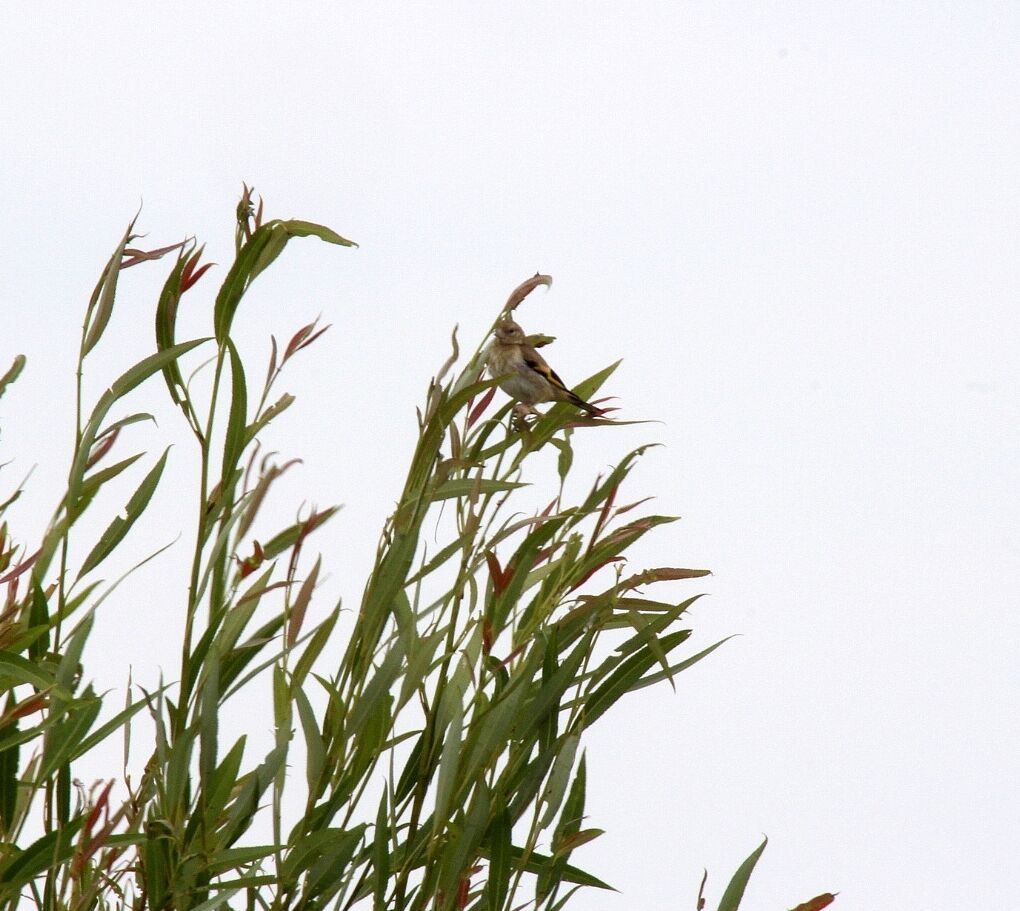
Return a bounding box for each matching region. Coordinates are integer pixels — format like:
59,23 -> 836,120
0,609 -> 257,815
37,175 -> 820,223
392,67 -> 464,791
485,318 -> 599,415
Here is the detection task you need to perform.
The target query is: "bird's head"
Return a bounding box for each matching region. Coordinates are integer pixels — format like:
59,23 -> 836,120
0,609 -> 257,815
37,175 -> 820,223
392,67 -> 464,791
494,319 -> 526,344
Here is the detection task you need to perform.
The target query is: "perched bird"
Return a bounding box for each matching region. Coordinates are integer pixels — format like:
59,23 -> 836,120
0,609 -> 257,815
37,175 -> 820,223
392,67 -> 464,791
485,318 -> 599,414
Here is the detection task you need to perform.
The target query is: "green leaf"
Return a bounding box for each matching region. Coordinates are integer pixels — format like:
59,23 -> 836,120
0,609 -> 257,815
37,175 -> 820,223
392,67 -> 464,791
0,354 -> 26,400
82,221 -> 133,357
717,837 -> 768,911
77,447 -> 170,578
221,338 -> 248,482
220,743 -> 287,846
202,736 -> 246,831
213,219 -> 355,343
461,659 -> 536,785
67,338 -> 209,513
283,826 -> 365,903
77,452 -> 145,510
439,781 -> 492,900
539,733 -> 580,830
485,807 -> 512,911
579,628 -> 692,730
243,393 -> 295,447
552,433 -> 574,482
396,628 -> 445,711
373,789 -> 391,909
0,649 -> 53,691
433,685 -> 464,834
625,636 -> 734,694
432,478 -> 528,501
39,693 -> 102,780
294,686 -> 326,793
0,734 -> 18,834
55,612 -> 93,691
475,842 -> 613,892
292,605 -> 341,690
66,685 -> 158,763
186,890 -> 241,911
155,245 -> 190,404
279,219 -> 357,247
0,816 -> 83,893
206,844 -> 277,874
347,639 -> 407,740
199,650 -> 220,792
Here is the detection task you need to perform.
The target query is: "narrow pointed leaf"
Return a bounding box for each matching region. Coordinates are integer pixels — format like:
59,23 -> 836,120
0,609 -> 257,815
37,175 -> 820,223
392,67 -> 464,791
717,837 -> 768,911
82,223 -> 132,356
78,448 -> 170,578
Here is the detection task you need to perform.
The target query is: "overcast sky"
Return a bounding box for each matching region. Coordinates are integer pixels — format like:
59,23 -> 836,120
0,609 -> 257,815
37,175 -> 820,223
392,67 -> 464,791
1,3 -> 1018,909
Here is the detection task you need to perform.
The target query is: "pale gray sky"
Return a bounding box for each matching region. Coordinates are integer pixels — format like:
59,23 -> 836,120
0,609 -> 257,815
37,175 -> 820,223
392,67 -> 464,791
1,3 -> 1018,908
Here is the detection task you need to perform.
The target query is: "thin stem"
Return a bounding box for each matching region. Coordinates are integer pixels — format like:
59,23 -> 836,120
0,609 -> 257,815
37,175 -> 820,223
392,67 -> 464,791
176,345 -> 226,736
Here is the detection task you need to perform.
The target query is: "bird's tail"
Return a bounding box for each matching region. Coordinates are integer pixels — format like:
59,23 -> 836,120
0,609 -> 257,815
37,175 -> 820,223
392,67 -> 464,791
568,391 -> 600,415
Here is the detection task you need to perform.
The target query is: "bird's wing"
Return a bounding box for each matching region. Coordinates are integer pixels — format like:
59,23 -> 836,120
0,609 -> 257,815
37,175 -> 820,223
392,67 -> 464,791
521,344 -> 570,393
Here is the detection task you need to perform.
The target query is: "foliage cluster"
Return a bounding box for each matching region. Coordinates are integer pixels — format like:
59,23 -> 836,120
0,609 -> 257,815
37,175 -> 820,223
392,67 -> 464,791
0,191 -> 833,911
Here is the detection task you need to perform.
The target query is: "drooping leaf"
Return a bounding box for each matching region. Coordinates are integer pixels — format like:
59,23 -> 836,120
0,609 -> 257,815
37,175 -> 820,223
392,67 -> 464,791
503,272 -> 552,314
213,219 -> 355,343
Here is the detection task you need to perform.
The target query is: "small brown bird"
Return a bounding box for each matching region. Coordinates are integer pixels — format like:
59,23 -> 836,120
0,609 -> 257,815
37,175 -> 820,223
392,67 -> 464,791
485,319 -> 599,414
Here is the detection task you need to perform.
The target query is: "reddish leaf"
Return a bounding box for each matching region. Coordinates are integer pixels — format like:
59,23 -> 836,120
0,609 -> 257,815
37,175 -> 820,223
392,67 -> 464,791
0,548 -> 39,585
496,641 -> 528,668
85,427 -> 120,469
288,555 -> 321,646
237,579 -> 293,606
299,507 -> 334,542
503,272 -> 552,313
120,239 -> 188,269
236,540 -> 265,579
613,496 -> 654,517
485,550 -> 513,595
284,318 -> 327,361
237,184 -> 255,240
456,873 -> 470,909
467,385 -> 498,428
84,780 -> 114,834
1,693 -> 48,726
590,481 -> 619,545
620,567 -> 712,590
265,335 -> 279,388
482,619 -> 493,655
790,894 -> 838,911
181,260 -> 215,293
484,550 -> 502,585
603,518 -> 655,548
300,324 -> 330,350
533,541 -> 564,567
568,556 -> 626,592
72,780 -> 119,877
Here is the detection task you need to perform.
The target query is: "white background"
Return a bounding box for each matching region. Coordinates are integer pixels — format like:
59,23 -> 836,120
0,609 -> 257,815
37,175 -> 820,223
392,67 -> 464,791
1,3 -> 1018,908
